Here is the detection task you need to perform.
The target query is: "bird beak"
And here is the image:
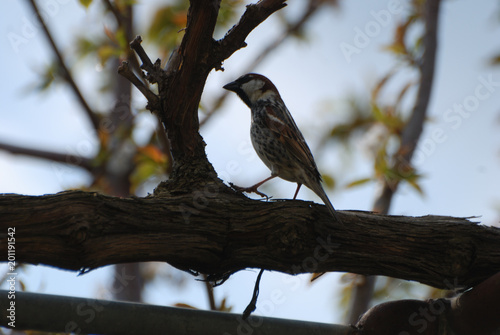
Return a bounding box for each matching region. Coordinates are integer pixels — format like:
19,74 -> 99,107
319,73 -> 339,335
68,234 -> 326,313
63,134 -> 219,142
223,81 -> 240,92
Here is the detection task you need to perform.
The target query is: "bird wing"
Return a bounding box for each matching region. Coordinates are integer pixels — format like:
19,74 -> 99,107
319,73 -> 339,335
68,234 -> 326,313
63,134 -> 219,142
263,104 -> 320,178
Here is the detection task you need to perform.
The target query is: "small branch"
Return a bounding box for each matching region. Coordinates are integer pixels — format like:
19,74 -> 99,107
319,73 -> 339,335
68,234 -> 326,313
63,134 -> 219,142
26,0 -> 101,131
128,36 -> 167,90
103,0 -> 146,85
348,1 -> 443,323
203,274 -> 217,311
0,142 -> 93,171
130,36 -> 156,74
400,0 -> 440,160
0,190 -> 498,290
155,120 -> 173,171
243,269 -> 264,319
102,0 -> 124,23
374,0 -> 441,213
118,61 -> 160,110
243,0 -> 320,67
213,0 -> 287,66
201,0 -> 320,127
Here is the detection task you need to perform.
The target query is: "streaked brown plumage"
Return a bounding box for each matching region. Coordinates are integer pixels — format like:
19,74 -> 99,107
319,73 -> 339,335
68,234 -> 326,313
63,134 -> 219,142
223,73 -> 342,224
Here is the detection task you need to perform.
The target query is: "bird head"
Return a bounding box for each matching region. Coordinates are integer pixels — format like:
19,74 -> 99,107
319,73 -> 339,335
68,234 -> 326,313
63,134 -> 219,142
223,73 -> 281,108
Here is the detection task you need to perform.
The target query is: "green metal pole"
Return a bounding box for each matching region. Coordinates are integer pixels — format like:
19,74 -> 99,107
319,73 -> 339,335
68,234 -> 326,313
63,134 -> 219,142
0,290 -> 352,335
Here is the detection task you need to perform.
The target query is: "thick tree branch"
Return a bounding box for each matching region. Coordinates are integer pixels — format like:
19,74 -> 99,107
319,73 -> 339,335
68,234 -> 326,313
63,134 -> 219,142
118,0 -> 288,188
26,0 -> 101,131
152,0 -> 222,181
121,2 -> 224,181
0,190 -> 498,290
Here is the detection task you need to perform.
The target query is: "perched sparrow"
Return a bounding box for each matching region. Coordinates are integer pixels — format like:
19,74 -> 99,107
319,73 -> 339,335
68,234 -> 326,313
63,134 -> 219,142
223,73 -> 342,224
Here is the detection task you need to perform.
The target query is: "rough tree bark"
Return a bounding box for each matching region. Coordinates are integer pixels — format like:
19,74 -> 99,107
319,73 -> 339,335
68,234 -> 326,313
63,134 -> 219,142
1,190 -> 499,290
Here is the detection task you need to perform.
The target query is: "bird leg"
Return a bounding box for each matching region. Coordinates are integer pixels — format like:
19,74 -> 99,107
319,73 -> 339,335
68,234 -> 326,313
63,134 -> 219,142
230,175 -> 277,199
293,183 -> 302,200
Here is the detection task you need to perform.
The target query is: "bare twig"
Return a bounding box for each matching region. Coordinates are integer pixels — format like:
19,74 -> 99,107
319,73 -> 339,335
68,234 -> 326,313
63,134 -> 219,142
374,0 -> 441,212
239,0 -> 327,71
214,0 -> 288,63
203,274 -> 217,310
103,0 -> 145,83
118,61 -> 159,109
200,0 -> 322,127
0,142 -> 93,171
243,269 -> 265,319
26,0 -> 101,131
130,36 -> 156,74
107,3 -> 170,160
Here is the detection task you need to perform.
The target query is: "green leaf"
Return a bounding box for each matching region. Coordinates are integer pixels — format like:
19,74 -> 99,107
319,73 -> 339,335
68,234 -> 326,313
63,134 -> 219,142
97,45 -> 121,65
146,3 -> 188,52
374,145 -> 388,177
405,170 -> 425,196
130,146 -> 169,192
79,0 -> 93,9
116,27 -> 129,50
345,177 -> 373,189
371,103 -> 404,134
371,103 -> 384,122
75,37 -> 98,58
216,0 -> 243,31
407,177 -> 424,195
322,174 -> 336,189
